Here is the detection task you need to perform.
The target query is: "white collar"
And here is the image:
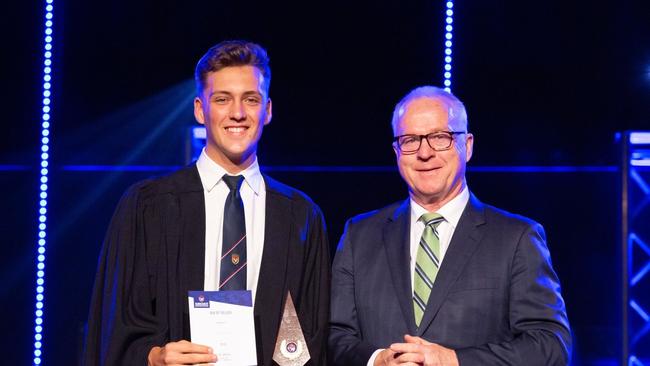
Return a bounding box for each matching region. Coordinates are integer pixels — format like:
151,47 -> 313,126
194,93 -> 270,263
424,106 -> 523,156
196,148 -> 263,195
410,186 -> 470,227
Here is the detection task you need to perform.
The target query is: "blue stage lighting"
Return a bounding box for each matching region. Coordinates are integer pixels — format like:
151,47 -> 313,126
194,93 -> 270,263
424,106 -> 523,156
33,1 -> 54,364
189,126 -> 207,163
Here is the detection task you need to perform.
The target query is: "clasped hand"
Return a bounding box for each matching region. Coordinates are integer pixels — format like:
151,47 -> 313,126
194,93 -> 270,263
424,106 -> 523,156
375,334 -> 458,366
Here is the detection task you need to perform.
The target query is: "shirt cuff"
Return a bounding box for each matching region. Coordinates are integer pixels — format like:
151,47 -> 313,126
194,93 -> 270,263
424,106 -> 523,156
367,349 -> 384,366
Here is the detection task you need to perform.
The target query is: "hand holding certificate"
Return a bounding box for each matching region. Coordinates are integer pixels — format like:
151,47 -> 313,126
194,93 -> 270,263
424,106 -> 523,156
147,340 -> 217,366
189,290 -> 258,366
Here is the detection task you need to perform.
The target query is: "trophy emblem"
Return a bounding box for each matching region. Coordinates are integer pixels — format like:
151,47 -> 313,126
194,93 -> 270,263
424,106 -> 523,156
272,292 -> 311,365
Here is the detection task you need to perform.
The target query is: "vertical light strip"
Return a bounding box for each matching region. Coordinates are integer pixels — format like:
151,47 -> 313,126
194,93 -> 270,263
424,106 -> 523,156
443,1 -> 454,92
34,0 -> 54,364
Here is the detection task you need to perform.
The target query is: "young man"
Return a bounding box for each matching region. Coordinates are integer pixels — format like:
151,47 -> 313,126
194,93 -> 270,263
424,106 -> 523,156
329,86 -> 571,366
84,40 -> 330,366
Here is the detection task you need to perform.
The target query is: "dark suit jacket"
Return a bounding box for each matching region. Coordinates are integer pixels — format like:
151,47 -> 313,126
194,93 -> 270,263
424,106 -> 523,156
83,165 -> 330,366
329,194 -> 571,366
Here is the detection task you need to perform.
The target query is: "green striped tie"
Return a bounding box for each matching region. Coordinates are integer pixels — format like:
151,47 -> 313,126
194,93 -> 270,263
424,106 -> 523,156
413,212 -> 444,327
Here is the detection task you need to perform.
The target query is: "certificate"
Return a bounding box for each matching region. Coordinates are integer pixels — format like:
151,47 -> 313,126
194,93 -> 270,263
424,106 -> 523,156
188,290 -> 257,366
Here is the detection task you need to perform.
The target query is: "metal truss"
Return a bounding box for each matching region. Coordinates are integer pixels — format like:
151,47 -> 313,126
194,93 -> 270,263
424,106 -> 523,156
623,131 -> 650,366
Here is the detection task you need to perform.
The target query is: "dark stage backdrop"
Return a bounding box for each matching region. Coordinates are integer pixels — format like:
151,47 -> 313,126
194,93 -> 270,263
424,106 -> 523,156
2,0 -> 649,365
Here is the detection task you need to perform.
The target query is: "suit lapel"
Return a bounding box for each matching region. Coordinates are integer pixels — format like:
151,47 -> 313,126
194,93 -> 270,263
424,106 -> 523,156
178,166 -> 206,293
160,166 -> 206,338
254,176 -> 291,362
416,194 -> 486,335
383,199 -> 417,335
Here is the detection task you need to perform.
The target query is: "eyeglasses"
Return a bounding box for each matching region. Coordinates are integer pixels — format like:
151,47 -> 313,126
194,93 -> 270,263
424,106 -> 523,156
393,131 -> 467,153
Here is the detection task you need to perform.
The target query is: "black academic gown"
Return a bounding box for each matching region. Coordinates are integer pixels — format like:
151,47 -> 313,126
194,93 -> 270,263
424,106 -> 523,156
83,165 -> 330,366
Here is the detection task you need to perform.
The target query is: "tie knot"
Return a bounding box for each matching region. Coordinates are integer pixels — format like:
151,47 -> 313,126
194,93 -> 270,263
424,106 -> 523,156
419,212 -> 444,228
222,175 -> 244,193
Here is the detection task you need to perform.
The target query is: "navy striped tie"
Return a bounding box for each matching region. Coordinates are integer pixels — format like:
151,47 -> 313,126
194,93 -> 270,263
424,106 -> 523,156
219,175 -> 247,291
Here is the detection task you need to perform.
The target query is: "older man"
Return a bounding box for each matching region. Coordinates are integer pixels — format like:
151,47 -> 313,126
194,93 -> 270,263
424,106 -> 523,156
329,86 -> 571,366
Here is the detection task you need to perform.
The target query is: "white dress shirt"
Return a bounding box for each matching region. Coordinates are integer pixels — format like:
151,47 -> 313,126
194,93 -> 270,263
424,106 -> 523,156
367,186 -> 470,366
196,149 -> 266,302
408,186 -> 470,292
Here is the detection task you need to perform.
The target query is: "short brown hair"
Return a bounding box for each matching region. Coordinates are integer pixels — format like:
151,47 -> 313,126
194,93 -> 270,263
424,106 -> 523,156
194,40 -> 271,97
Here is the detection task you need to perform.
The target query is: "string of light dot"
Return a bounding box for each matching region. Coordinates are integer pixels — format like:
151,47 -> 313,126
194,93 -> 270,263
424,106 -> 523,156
33,0 -> 54,364
443,1 -> 454,92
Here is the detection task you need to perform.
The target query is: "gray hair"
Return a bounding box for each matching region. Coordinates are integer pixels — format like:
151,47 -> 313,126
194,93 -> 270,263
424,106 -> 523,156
391,86 -> 468,134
